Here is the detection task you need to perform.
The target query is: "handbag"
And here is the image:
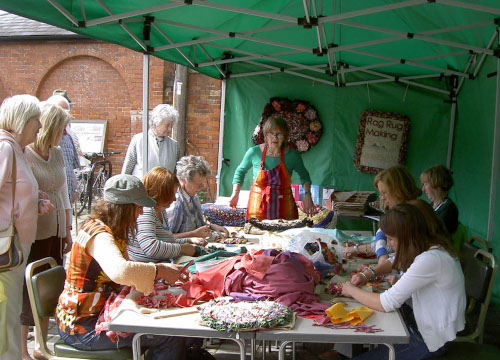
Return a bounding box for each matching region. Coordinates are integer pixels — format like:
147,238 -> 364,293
0,147 -> 23,272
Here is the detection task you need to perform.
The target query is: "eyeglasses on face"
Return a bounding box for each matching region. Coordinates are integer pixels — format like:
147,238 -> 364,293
266,132 -> 284,139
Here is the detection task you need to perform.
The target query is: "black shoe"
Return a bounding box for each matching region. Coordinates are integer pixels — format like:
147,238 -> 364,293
186,346 -> 216,360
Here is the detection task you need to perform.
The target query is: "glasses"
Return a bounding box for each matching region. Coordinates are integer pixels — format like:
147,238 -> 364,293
266,133 -> 284,139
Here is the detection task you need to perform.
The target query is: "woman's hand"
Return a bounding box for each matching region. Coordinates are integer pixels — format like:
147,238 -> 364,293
192,225 -> 211,238
38,199 -> 55,215
351,272 -> 368,287
384,274 -> 399,286
303,194 -> 316,215
341,281 -> 357,298
211,224 -> 229,238
181,243 -> 197,256
344,245 -> 356,259
188,238 -> 208,246
156,263 -> 183,285
229,193 -> 239,209
63,233 -> 73,254
38,190 -> 49,200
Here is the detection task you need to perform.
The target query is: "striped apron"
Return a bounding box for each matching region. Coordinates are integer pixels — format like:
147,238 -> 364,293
246,145 -> 298,220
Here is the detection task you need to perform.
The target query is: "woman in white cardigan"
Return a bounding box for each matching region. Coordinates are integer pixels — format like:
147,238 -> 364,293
22,103 -> 73,360
342,203 -> 466,359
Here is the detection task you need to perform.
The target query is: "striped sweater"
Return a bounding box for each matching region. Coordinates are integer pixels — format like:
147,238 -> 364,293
127,207 -> 188,263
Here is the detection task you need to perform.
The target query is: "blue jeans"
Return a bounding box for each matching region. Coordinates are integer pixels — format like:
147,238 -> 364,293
58,328 -> 200,360
352,325 -> 448,360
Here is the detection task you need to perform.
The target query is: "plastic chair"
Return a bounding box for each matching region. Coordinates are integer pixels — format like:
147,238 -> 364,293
25,257 -> 133,359
456,248 -> 497,344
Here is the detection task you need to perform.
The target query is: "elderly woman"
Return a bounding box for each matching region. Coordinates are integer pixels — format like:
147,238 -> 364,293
229,115 -> 315,220
128,166 -> 198,262
420,164 -> 459,234
56,175 -> 198,359
0,95 -> 53,360
22,102 -> 73,360
168,155 -> 229,240
344,165 -> 421,264
122,104 -> 180,176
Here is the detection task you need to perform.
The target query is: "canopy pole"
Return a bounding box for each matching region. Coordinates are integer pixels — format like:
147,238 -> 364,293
487,36 -> 500,245
447,77 -> 458,168
216,78 -> 227,197
142,53 -> 150,178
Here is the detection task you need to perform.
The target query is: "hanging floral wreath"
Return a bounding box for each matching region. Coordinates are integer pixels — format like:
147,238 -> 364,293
252,97 -> 322,153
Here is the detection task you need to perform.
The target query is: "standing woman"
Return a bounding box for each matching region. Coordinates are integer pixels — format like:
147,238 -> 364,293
420,164 -> 459,233
0,95 -> 53,360
229,115 -> 315,220
21,103 -> 73,360
342,203 -> 465,359
122,104 -> 180,176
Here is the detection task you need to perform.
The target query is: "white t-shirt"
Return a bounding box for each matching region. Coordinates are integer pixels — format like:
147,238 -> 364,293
380,246 -> 466,352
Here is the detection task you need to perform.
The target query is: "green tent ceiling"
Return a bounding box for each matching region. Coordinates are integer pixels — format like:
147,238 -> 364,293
1,0 -> 499,95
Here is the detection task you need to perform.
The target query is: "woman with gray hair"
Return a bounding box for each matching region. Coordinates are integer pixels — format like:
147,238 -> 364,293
167,155 -> 229,241
0,95 -> 53,360
122,104 -> 180,176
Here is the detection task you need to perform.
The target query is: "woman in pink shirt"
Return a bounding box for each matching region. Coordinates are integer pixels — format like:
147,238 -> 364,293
0,95 -> 53,360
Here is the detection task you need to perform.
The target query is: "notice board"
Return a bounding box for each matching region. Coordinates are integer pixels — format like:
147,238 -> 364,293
70,120 -> 107,153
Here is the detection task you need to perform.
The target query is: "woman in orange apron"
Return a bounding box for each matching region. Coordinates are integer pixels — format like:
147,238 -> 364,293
229,116 -> 315,220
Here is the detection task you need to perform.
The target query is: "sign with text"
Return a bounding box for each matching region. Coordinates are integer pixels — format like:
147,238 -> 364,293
70,120 -> 107,153
354,110 -> 409,174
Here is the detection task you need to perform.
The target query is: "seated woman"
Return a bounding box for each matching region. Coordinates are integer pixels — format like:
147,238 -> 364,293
128,166 -> 198,262
344,165 -> 421,264
56,174 -> 197,359
343,203 -> 465,359
229,115 -> 315,219
168,155 -> 229,240
351,199 -> 451,287
420,164 -> 459,233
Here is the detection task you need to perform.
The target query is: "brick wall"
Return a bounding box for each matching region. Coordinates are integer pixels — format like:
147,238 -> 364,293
0,39 -> 222,198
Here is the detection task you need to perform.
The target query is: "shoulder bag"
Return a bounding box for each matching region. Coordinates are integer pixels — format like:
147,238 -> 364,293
0,147 -> 23,272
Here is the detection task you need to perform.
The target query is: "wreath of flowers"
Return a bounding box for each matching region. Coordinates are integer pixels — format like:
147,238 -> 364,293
252,97 -> 322,153
353,110 -> 410,174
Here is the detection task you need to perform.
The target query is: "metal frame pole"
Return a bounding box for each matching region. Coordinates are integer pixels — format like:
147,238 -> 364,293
487,34 -> 500,244
142,53 -> 150,177
216,78 -> 227,197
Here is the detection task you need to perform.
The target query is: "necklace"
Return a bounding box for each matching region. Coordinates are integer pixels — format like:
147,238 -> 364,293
267,149 -> 280,157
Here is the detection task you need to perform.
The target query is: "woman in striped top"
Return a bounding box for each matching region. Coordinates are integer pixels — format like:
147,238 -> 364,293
127,166 -> 198,262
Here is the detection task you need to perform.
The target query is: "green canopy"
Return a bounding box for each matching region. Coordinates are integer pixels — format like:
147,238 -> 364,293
1,1 -> 500,302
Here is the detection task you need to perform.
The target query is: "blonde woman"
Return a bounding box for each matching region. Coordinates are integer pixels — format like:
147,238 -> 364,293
0,95 -> 53,360
21,103 -> 73,360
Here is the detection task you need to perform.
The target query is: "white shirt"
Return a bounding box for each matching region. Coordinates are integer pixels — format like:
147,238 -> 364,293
380,246 -> 466,352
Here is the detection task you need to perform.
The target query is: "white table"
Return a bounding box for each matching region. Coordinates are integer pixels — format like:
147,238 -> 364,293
108,310 -> 255,360
256,299 -> 409,360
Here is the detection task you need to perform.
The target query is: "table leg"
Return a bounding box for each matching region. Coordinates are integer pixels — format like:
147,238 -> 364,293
251,338 -> 256,360
227,338 -> 246,360
262,340 -> 266,360
132,333 -> 143,360
278,341 -> 292,360
382,343 -> 396,360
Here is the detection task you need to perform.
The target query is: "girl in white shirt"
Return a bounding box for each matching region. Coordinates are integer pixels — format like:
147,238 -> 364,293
342,203 -> 466,359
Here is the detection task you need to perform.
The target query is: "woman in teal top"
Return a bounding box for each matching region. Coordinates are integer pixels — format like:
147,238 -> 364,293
229,116 -> 315,218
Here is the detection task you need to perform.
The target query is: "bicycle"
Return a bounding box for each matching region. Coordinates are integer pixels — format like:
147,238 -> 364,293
75,152 -> 120,215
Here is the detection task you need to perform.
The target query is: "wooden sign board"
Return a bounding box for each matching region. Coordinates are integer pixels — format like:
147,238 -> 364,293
70,120 -> 107,153
354,110 -> 409,174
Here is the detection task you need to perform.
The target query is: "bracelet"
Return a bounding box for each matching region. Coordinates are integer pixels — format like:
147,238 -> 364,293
304,191 -> 311,195
358,271 -> 368,280
367,267 -> 376,280
66,225 -> 73,230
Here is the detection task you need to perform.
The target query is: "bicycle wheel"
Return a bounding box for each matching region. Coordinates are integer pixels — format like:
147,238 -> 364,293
76,172 -> 90,215
91,167 -> 108,204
